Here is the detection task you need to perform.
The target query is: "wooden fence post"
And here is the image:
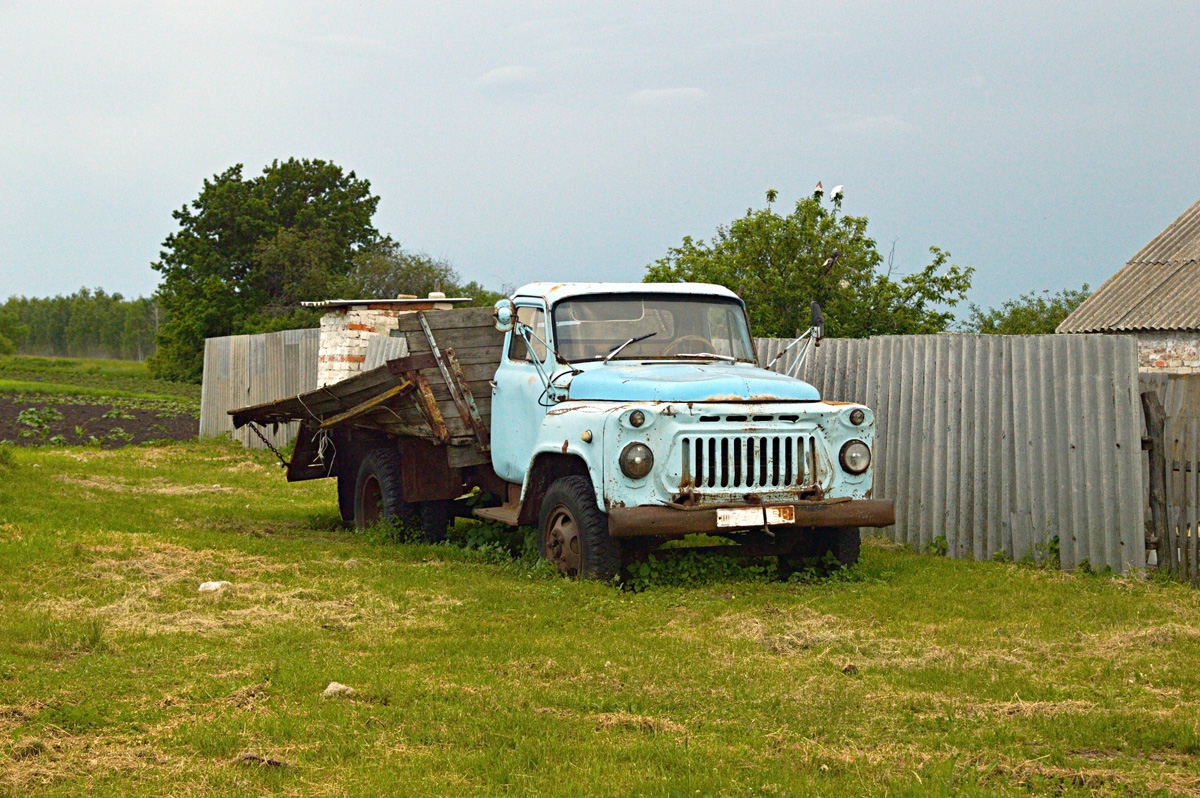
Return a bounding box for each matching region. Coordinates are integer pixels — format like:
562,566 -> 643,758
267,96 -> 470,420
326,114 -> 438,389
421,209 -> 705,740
1142,390 -> 1171,574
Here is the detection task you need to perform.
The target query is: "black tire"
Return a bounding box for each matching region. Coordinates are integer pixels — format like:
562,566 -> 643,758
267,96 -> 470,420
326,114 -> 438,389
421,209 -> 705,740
420,499 -> 451,543
538,476 -> 620,580
828,527 -> 861,568
353,448 -> 416,531
336,472 -> 356,525
778,527 -> 860,578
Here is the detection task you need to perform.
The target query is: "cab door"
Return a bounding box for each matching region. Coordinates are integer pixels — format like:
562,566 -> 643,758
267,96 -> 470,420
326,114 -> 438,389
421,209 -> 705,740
490,301 -> 554,484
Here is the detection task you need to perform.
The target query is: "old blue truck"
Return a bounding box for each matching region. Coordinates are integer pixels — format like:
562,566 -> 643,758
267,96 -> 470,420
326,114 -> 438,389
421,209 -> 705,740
231,282 -> 894,580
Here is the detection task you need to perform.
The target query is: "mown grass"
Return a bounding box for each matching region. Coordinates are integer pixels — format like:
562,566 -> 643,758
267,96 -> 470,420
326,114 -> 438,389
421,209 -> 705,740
1,440 -> 1199,796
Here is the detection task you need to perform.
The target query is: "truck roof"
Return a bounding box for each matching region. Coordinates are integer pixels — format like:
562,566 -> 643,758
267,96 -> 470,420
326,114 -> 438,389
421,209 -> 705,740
512,282 -> 742,305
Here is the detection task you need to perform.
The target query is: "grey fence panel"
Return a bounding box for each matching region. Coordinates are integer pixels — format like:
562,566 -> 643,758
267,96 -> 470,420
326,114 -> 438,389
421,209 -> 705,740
756,337 -> 870,403
759,333 -> 1145,573
364,335 -> 409,371
199,328 -> 320,449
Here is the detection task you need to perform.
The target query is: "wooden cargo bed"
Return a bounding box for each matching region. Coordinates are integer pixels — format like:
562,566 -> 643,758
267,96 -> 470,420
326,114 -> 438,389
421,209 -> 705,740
230,306 -> 504,470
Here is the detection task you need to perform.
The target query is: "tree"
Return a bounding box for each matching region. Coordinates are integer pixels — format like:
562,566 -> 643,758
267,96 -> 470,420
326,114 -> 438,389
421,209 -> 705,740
961,286 -> 1091,335
149,159 -> 381,381
0,307 -> 28,355
342,238 -> 508,308
1,290 -> 155,359
644,190 -> 973,339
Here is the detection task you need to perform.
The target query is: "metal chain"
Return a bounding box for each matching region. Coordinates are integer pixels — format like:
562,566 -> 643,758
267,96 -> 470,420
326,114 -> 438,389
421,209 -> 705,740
249,422 -> 289,468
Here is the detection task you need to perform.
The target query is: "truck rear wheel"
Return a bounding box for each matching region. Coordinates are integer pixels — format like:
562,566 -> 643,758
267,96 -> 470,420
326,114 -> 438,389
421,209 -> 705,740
353,448 -> 416,531
538,476 -> 620,581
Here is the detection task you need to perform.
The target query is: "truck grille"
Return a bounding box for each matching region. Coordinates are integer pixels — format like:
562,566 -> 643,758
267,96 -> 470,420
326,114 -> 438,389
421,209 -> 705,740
681,435 -> 818,490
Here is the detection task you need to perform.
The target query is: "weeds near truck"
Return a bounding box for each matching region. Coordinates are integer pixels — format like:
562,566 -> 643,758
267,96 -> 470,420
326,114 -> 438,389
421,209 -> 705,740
4,439 -> 1200,796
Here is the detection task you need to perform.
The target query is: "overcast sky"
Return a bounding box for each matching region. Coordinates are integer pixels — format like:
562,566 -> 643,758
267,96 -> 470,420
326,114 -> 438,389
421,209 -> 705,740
2,1 -> 1198,312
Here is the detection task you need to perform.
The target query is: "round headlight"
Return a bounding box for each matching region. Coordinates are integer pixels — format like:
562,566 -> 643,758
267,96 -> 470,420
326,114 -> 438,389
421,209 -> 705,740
849,408 -> 865,426
839,440 -> 871,475
619,442 -> 654,479
629,410 -> 646,428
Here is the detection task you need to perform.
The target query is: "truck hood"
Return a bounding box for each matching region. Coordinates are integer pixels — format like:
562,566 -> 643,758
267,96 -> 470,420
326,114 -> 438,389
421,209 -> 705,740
565,362 -> 821,403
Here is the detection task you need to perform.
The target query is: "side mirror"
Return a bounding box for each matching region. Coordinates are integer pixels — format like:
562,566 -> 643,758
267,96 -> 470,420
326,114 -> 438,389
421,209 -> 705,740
810,301 -> 825,343
493,298 -> 515,332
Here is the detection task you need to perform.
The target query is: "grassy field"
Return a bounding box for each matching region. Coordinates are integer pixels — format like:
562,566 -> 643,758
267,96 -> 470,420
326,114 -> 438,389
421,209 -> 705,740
0,357 -> 198,446
1,439 -> 1199,796
0,355 -> 199,414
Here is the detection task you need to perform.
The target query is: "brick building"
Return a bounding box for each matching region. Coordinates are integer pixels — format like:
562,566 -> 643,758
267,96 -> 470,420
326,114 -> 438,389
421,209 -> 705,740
1058,198 -> 1200,373
302,294 -> 466,386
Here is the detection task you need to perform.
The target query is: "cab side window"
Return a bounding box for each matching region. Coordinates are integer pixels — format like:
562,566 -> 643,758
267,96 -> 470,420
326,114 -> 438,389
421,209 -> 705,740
508,306 -> 548,362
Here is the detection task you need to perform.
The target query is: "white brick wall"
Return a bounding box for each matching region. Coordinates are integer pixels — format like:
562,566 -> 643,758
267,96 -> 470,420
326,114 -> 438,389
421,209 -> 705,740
317,308 -> 407,386
1135,331 -> 1200,373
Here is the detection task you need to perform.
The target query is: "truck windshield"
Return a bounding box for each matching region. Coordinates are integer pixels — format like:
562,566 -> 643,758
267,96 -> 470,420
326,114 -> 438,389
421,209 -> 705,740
553,295 -> 756,362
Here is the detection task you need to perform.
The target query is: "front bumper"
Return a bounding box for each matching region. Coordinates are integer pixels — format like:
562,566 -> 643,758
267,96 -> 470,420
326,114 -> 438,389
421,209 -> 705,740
606,499 -> 894,538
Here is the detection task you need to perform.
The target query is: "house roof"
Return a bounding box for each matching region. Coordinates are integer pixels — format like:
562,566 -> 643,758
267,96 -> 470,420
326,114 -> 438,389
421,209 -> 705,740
1058,198 -> 1200,333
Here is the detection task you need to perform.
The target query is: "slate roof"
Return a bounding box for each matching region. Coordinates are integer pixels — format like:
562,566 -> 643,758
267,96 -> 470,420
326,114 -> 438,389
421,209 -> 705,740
1058,199 -> 1200,333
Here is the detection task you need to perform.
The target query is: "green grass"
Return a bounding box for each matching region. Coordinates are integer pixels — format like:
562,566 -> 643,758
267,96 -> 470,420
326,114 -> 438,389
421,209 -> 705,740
2,440 -> 1199,796
0,356 -> 199,415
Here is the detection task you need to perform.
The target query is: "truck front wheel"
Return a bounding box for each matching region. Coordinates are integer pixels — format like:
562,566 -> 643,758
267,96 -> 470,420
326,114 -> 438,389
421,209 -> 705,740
538,476 -> 620,581
778,526 -> 861,578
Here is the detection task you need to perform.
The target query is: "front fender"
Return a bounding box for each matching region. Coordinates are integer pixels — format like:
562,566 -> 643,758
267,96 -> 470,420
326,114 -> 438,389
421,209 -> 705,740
520,402 -> 615,514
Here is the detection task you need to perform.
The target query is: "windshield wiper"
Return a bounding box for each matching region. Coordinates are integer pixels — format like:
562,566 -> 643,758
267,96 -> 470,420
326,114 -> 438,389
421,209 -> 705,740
670,352 -> 737,362
603,332 -> 657,363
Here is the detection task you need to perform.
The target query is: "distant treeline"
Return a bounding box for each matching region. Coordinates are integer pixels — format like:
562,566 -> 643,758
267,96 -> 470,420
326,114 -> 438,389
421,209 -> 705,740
0,289 -> 159,361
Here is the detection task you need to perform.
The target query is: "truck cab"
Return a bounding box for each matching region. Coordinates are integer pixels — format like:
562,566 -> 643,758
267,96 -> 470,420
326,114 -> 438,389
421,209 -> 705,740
486,282 -> 894,579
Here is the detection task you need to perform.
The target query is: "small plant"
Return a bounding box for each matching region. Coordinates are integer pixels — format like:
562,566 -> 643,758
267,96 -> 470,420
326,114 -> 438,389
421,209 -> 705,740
623,551 -> 772,592
1018,535 -> 1061,570
924,535 -> 949,557
16,406 -> 65,443
101,407 -> 136,420
103,426 -> 135,444
0,443 -> 14,469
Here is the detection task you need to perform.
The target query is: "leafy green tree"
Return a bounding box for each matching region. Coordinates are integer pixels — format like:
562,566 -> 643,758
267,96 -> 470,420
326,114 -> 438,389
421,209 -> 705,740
2,290 -> 155,359
121,298 -> 159,360
149,159 -> 381,381
342,238 -> 507,307
0,307 -> 28,355
961,286 -> 1091,335
644,190 -> 973,339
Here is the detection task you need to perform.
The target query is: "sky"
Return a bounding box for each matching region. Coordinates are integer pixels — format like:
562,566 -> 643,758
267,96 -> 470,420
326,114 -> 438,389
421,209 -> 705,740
1,1 -> 1198,314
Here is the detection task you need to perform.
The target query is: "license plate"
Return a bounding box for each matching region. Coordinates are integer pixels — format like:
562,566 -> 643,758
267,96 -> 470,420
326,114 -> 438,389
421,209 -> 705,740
716,506 -> 796,528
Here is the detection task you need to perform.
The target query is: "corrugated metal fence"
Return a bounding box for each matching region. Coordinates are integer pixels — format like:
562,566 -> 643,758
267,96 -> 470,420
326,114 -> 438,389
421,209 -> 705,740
199,329 -> 320,449
757,334 -> 1145,573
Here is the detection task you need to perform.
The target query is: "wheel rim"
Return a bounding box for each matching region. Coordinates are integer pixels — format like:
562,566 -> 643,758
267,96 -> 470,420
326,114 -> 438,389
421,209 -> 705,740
359,474 -> 382,527
544,504 -> 582,576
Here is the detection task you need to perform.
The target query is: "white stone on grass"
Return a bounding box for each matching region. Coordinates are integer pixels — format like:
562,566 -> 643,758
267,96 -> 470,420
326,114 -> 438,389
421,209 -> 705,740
322,682 -> 355,699
198,580 -> 232,593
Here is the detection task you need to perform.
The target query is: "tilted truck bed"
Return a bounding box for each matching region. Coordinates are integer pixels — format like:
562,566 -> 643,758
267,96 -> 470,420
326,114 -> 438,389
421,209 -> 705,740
229,306 -> 503,477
